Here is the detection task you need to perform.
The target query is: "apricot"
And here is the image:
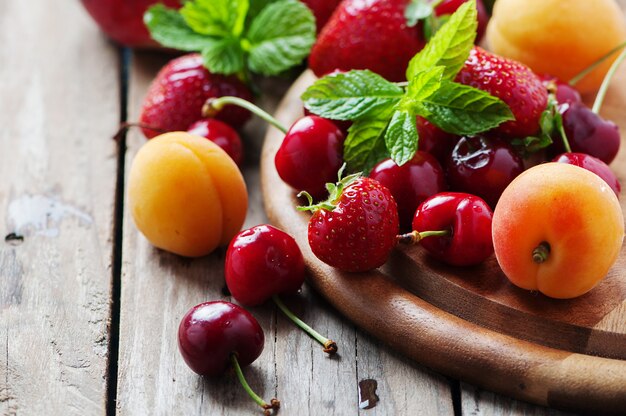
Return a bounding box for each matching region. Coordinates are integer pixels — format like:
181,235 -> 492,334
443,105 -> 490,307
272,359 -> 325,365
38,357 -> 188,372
486,0 -> 626,93
492,163 -> 624,299
128,132 -> 248,257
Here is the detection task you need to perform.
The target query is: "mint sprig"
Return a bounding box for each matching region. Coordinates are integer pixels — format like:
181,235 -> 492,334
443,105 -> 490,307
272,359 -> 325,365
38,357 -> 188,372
301,0 -> 513,172
145,0 -> 315,78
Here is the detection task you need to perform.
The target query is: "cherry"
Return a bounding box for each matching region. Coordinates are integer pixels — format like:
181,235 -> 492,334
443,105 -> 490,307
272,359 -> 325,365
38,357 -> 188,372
558,102 -> 621,165
540,75 -> 582,105
178,301 -> 279,414
369,152 -> 447,231
552,153 -> 621,196
446,136 -> 524,208
303,106 -> 352,136
399,192 -> 494,266
416,116 -> 459,164
435,0 -> 489,41
187,118 -> 244,166
225,225 -> 337,354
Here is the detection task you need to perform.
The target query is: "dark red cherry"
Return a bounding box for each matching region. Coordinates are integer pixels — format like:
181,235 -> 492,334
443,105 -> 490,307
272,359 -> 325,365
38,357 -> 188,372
435,0 -> 489,41
178,301 -> 264,376
446,136 -> 524,208
187,118 -> 244,166
225,225 -> 305,306
552,153 -> 621,196
540,75 -> 582,105
275,115 -> 345,199
409,192 -> 494,266
416,116 -> 459,164
559,102 -> 621,165
370,152 -> 447,231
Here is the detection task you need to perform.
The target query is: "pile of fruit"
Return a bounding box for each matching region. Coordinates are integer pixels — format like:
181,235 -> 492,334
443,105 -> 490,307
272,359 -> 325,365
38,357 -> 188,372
84,0 -> 626,413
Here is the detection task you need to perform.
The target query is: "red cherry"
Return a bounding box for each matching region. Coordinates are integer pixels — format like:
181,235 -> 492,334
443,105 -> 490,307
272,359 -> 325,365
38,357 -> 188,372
303,106 -> 352,136
552,153 -> 621,196
446,136 -> 524,208
187,118 -> 244,166
409,192 -> 494,266
370,152 -> 447,231
225,225 -> 305,306
275,116 -> 345,199
178,301 -> 264,376
416,116 -> 459,164
435,0 -> 489,41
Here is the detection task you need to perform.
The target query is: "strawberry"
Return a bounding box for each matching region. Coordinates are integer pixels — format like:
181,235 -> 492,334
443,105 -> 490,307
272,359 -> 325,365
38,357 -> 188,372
139,54 -> 252,139
308,0 -> 425,82
456,47 -> 548,138
301,174 -> 399,272
300,0 -> 343,33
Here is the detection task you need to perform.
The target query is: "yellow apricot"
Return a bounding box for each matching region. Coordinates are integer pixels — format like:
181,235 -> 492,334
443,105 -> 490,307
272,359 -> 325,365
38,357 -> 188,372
492,163 -> 624,299
486,0 -> 626,94
128,132 -> 248,257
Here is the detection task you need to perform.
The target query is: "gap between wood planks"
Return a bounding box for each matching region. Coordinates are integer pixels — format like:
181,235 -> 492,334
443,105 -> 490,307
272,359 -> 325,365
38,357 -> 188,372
106,47 -> 131,416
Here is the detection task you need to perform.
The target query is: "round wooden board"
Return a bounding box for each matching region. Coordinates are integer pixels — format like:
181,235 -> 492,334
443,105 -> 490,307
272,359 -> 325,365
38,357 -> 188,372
260,70 -> 626,414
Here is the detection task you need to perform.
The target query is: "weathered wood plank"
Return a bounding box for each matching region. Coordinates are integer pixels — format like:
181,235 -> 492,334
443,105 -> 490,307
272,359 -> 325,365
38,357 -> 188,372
0,1 -> 119,414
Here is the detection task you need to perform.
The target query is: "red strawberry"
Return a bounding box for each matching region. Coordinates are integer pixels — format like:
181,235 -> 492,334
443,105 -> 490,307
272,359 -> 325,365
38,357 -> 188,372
139,54 -> 252,139
456,47 -> 548,138
300,0 -> 343,33
303,175 -> 399,272
308,0 -> 426,82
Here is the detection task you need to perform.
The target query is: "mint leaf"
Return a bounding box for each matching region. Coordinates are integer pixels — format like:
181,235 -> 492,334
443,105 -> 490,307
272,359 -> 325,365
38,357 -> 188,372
403,66 -> 445,108
201,38 -> 245,74
418,80 -> 514,135
343,108 -> 394,173
181,0 -> 249,37
406,0 -> 477,80
405,0 -> 433,27
385,110 -> 419,166
302,70 -> 404,120
247,0 -> 315,75
248,0 -> 275,24
145,5 -> 213,51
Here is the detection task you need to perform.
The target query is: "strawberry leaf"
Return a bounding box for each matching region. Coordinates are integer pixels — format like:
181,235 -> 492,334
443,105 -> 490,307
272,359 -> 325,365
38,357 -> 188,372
385,110 -> 419,166
406,0 -> 477,81
417,80 -> 514,135
201,38 -> 245,74
343,108 -> 394,173
302,70 -> 404,120
181,0 -> 249,38
144,5 -> 214,51
247,0 -> 316,75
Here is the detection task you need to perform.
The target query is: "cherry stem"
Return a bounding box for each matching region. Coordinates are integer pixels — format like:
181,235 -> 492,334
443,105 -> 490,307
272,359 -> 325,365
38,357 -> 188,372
396,230 -> 450,245
203,96 -> 288,134
569,40 -> 626,87
532,242 -> 551,264
592,46 -> 626,114
271,295 -> 338,355
230,353 -> 280,415
557,120 -> 572,153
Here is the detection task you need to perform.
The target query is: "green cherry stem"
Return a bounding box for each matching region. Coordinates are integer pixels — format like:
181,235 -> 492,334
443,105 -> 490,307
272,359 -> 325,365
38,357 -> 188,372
557,120 -> 572,153
203,96 -> 288,134
569,40 -> 626,87
230,353 -> 280,415
271,295 -> 338,355
592,45 -> 626,114
397,229 -> 450,245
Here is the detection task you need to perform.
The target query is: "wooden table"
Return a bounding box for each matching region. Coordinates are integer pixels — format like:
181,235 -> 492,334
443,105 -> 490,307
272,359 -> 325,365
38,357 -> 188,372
0,1 -> 622,415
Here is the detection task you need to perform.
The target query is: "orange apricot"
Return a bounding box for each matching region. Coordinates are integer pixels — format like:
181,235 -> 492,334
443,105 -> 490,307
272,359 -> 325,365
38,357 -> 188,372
128,132 -> 248,257
486,0 -> 626,93
492,163 -> 624,299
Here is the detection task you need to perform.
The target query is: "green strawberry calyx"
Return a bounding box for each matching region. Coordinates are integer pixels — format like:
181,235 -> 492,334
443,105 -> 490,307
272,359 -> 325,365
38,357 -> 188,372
297,165 -> 361,213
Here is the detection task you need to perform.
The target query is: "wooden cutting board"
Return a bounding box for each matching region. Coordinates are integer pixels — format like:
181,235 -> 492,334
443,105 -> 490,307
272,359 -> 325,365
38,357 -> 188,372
260,70 -> 626,414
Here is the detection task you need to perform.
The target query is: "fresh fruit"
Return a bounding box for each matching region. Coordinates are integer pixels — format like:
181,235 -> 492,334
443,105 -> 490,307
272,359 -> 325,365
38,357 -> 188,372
225,225 -> 337,354
456,46 -> 548,138
301,174 -> 399,272
275,116 -> 345,199
400,192 -> 494,266
552,153 -> 621,196
308,0 -> 426,82
80,0 -> 181,47
486,0 -> 626,93
178,301 -> 279,414
128,132 -> 247,257
446,135 -> 524,208
301,0 -> 343,32
492,163 -> 624,299
370,152 -> 447,231
435,0 -> 489,41
187,118 -> 244,166
139,54 -> 252,139
540,75 -> 582,105
416,116 -> 459,164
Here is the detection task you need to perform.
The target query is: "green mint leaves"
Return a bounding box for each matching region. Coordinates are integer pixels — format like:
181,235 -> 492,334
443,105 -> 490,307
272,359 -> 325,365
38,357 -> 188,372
145,0 -> 315,78
301,0 -> 514,173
